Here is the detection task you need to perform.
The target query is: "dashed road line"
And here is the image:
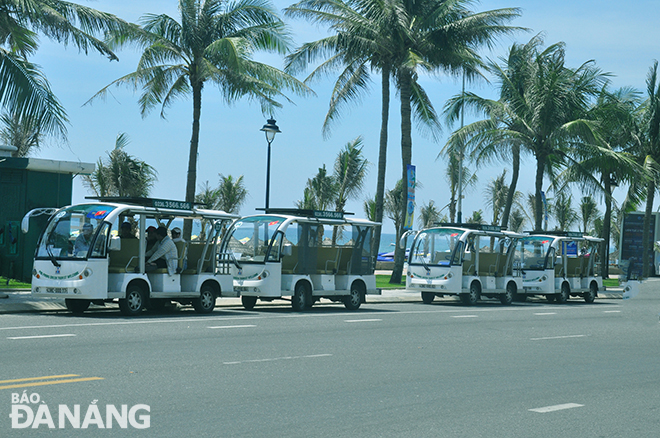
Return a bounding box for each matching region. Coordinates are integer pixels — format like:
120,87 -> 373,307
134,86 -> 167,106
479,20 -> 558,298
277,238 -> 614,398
208,325 -> 256,329
0,375 -> 104,390
7,334 -> 76,340
345,319 -> 382,323
530,335 -> 586,341
224,354 -> 332,365
529,403 -> 584,413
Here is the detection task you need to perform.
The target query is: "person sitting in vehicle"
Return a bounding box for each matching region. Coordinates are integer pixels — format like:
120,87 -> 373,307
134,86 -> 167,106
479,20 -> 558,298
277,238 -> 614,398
146,226 -> 178,274
171,227 -> 185,243
145,225 -> 158,252
73,223 -> 94,256
120,221 -> 136,239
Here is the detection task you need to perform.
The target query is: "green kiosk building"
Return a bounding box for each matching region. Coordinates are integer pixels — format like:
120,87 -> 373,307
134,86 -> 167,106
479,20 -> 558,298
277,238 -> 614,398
0,145 -> 94,283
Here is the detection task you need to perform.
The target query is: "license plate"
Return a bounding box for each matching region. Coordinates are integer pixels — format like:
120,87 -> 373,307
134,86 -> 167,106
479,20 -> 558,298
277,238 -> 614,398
46,287 -> 68,294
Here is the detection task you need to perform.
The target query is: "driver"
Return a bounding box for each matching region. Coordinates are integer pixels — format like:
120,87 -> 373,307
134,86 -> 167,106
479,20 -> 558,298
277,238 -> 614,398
74,223 -> 94,256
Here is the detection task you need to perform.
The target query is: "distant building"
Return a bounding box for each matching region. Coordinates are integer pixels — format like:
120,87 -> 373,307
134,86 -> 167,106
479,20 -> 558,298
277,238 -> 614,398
0,146 -> 94,283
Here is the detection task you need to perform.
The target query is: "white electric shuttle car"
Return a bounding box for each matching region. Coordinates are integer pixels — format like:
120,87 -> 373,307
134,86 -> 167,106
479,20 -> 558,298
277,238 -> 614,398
23,197 -> 239,315
404,224 -> 524,305
220,208 -> 380,311
518,231 -> 603,303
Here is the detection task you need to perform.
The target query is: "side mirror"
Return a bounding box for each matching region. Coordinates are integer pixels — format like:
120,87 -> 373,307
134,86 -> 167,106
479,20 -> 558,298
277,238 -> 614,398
399,230 -> 415,249
108,236 -> 121,252
282,244 -> 292,257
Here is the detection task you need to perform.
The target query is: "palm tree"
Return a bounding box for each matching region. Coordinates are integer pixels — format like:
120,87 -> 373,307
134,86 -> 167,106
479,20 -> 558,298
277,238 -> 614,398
0,110 -> 43,156
445,35 -> 609,232
484,170 -> 509,226
89,0 -> 309,237
552,192 -> 577,232
286,0 -> 522,282
639,61 -> 660,277
384,179 -> 404,254
466,210 -> 485,225
297,164 -> 337,211
444,151 -> 477,223
0,0 -> 130,139
216,174 -> 248,214
418,200 -> 441,229
333,136 -> 369,212
83,133 -> 157,197
579,196 -> 599,235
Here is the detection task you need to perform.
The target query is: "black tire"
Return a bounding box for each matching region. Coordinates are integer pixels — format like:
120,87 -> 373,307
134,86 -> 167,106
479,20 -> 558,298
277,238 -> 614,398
422,292 -> 435,304
292,282 -> 311,311
193,284 -> 216,314
242,295 -> 257,310
65,299 -> 90,314
119,285 -> 146,316
460,282 -> 480,305
513,293 -> 527,302
500,283 -> 515,305
584,282 -> 597,303
546,294 -> 556,303
344,283 -> 364,310
557,283 -> 570,304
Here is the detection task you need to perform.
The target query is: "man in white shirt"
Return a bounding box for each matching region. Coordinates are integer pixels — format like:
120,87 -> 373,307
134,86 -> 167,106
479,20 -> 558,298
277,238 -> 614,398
146,227 -> 178,275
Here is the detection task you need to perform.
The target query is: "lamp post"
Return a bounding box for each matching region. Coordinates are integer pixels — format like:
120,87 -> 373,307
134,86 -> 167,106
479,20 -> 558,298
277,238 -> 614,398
261,118 -> 281,210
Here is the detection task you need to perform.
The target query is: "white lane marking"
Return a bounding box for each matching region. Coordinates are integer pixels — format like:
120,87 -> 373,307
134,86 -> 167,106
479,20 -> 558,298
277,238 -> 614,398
0,304 -> 623,332
344,319 -> 382,323
208,325 -> 256,329
530,335 -> 586,341
451,315 -> 478,318
529,403 -> 584,413
224,353 -> 332,365
534,312 -> 557,315
603,310 -> 621,313
7,334 -> 76,340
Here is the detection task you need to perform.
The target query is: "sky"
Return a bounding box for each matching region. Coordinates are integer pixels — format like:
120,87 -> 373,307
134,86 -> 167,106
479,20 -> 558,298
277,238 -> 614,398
26,0 -> 660,234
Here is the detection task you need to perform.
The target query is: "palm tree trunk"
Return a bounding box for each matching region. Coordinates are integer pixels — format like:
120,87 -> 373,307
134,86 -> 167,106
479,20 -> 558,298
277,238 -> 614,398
642,180 -> 655,278
184,80 -> 203,240
534,153 -> 545,231
500,144 -> 520,229
390,70 -> 413,284
372,66 -> 390,266
601,175 -> 612,278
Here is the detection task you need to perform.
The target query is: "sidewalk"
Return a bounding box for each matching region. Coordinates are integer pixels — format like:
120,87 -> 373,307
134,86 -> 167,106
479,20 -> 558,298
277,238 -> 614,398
0,286 -> 624,314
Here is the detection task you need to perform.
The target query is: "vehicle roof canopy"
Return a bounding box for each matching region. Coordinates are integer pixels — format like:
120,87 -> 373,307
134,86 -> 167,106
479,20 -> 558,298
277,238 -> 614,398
84,197 -> 239,220
249,208 -> 379,227
524,230 -> 603,243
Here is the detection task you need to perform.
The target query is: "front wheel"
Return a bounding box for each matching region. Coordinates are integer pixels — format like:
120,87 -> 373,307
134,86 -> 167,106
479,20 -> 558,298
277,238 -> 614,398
241,295 -> 257,310
193,285 -> 216,314
344,284 -> 364,310
119,286 -> 146,316
422,292 -> 435,304
292,283 -> 311,311
65,299 -> 90,314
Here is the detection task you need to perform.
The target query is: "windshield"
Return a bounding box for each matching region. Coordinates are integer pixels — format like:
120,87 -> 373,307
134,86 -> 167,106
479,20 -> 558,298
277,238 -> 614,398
222,216 -> 286,263
36,204 -> 115,260
518,236 -> 552,270
410,228 -> 463,266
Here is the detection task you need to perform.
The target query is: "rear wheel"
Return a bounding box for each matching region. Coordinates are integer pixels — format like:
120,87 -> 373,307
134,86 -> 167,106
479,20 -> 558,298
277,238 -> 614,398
421,292 -> 435,304
65,299 -> 90,314
193,284 -> 216,314
241,295 -> 257,310
344,283 -> 364,310
584,282 -> 597,303
119,285 -> 146,316
500,283 -> 515,305
546,294 -> 556,303
460,282 -> 480,305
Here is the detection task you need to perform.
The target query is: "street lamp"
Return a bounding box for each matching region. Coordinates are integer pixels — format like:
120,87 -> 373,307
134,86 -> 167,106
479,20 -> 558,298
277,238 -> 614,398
260,118 -> 281,210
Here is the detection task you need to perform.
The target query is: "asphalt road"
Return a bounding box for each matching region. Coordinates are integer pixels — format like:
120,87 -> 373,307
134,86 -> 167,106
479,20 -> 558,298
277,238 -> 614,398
0,289 -> 658,437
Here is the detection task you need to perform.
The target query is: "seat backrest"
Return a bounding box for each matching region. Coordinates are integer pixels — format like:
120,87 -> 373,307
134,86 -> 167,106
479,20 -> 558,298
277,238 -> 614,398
186,243 -> 211,273
109,239 -> 140,271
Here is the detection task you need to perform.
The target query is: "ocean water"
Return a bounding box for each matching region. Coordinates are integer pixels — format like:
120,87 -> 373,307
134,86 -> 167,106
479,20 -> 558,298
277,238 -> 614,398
378,233 -> 398,254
